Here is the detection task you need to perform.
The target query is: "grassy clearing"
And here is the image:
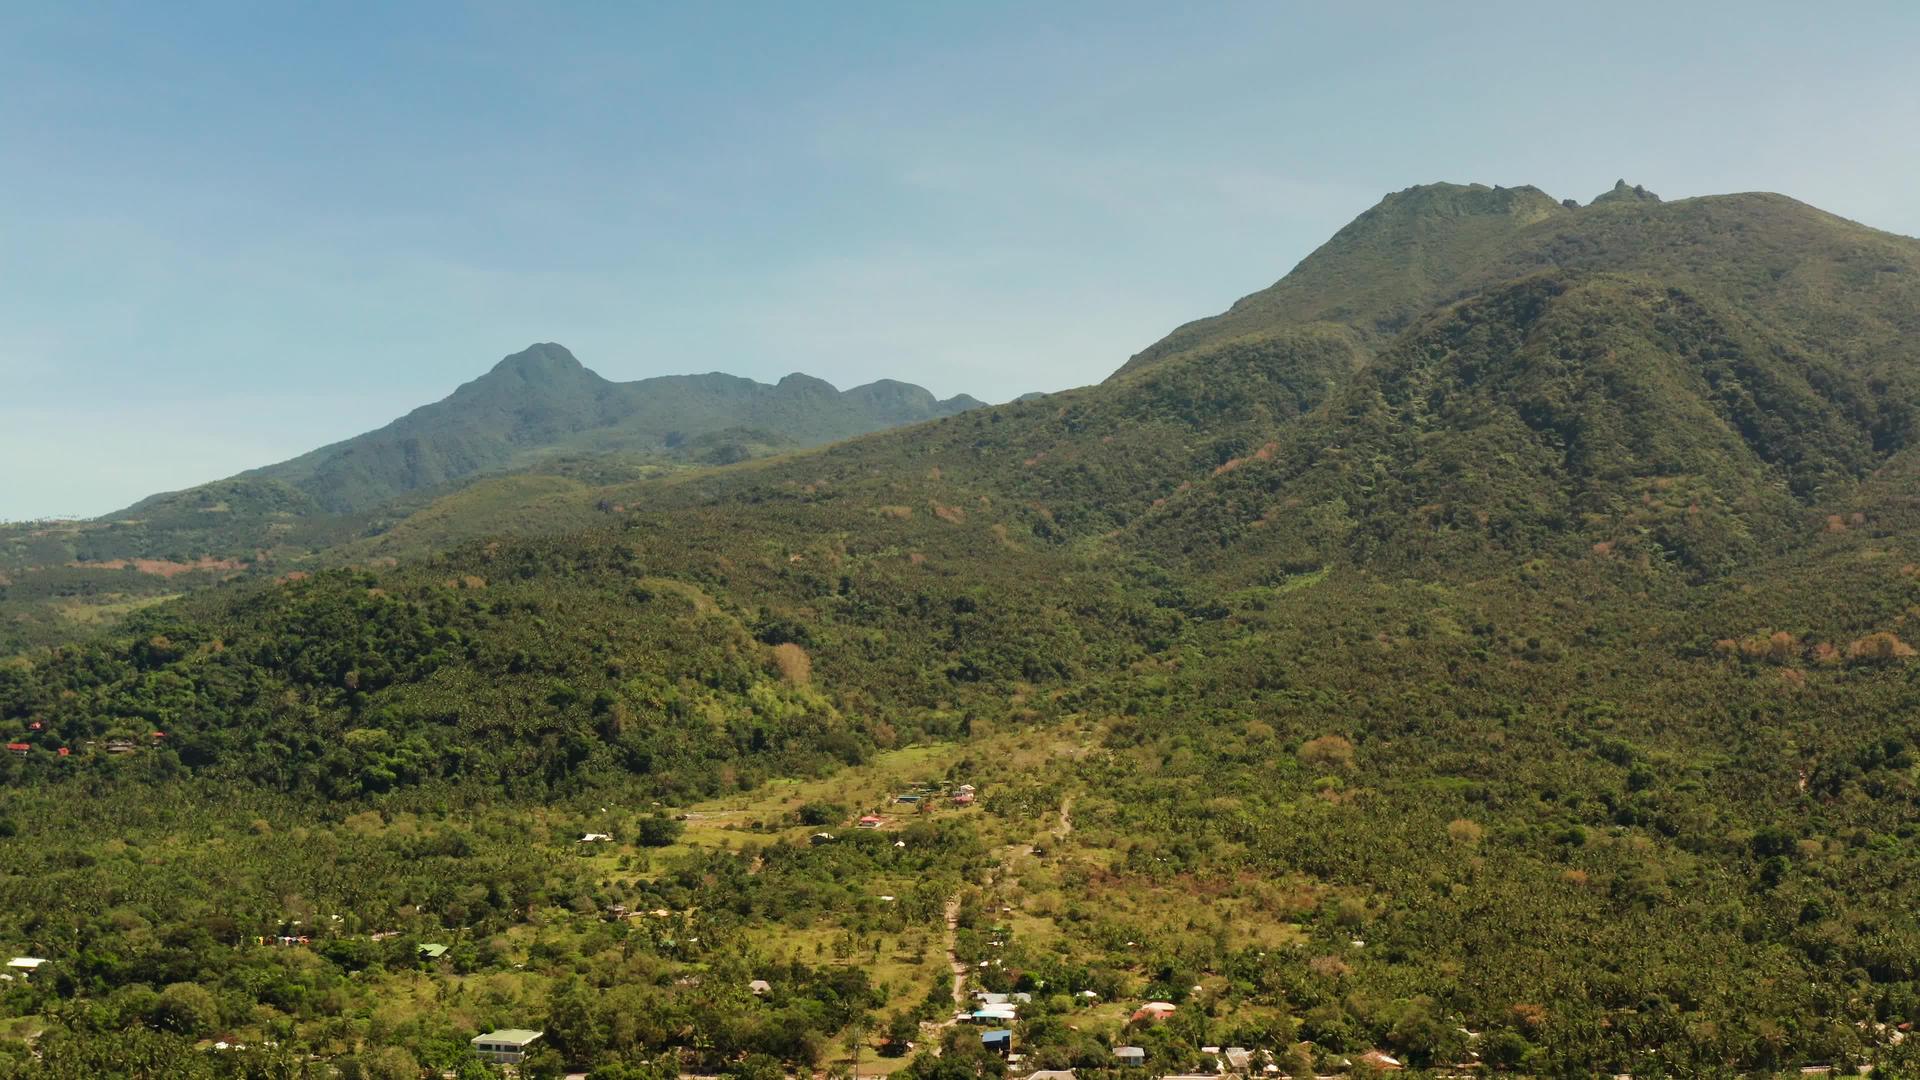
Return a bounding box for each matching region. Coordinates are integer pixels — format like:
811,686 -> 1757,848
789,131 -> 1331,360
51,592 -> 181,625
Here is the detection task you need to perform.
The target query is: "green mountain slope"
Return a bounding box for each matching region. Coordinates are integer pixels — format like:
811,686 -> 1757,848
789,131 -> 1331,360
0,347 -> 982,652
1115,183 -> 1571,375
7,182 -> 1920,1074
225,343 -> 985,514
1115,182 -> 1920,402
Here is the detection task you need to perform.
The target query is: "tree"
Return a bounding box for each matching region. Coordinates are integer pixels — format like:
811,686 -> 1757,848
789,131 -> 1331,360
1275,1044 -> 1314,1080
637,812 -> 685,847
883,1012 -> 920,1056
548,980 -> 608,1062
844,1012 -> 873,1072
151,981 -> 219,1037
509,1047 -> 561,1080
1298,735 -> 1355,771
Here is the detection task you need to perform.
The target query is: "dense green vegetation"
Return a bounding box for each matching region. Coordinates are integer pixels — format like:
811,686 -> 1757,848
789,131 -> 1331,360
0,350 -> 984,654
241,345 -> 985,515
6,181 -> 1920,1076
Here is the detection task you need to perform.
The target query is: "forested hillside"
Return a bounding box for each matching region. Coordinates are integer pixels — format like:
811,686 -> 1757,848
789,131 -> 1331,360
0,348 -> 983,654
237,344 -> 985,514
5,183 -> 1920,1078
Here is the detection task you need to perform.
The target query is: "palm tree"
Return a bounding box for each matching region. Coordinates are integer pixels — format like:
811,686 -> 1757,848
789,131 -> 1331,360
844,1012 -> 874,1078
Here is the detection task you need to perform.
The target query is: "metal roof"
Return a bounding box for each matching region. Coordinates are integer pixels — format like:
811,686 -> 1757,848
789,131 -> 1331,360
472,1029 -> 543,1045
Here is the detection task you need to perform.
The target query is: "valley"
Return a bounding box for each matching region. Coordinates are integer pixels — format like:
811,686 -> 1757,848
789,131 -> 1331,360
4,182 -> 1920,1078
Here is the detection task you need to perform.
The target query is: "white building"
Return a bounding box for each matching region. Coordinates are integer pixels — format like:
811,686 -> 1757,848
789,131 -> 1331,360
471,1028 -> 543,1064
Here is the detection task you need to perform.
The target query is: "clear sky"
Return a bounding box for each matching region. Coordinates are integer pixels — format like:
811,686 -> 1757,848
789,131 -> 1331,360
4,1 -> 1917,519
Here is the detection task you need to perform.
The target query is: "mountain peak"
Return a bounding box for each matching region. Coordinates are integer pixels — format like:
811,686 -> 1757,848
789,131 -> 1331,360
1359,182 -> 1568,227
1113,182 -> 1568,376
1591,179 -> 1662,205
487,342 -> 592,382
775,372 -> 839,395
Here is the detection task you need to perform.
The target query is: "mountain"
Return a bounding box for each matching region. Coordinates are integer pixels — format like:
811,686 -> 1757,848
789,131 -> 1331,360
0,346 -> 981,652
1115,181 -> 1920,397
179,343 -> 984,514
8,183 -> 1920,1075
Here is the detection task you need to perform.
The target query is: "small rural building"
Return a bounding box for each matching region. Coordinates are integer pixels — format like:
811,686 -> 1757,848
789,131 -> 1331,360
106,738 -> 136,754
1131,1000 -> 1177,1023
749,979 -> 771,995
1113,1046 -> 1146,1066
809,832 -> 836,845
975,991 -> 1021,1014
418,943 -> 448,959
1358,1049 -> 1403,1071
857,814 -> 884,829
976,991 -> 1010,1005
981,1029 -> 1012,1056
579,832 -> 613,843
5,958 -> 47,976
471,1029 -> 543,1064
5,744 -> 27,757
1028,1071 -> 1077,1080
952,784 -> 976,806
1223,1047 -> 1255,1072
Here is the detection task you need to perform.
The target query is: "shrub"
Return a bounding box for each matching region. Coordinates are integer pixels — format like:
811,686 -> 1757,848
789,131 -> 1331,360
1298,735 -> 1356,771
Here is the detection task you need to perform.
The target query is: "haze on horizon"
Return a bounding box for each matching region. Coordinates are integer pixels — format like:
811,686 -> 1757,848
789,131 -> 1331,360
4,0 -> 1917,519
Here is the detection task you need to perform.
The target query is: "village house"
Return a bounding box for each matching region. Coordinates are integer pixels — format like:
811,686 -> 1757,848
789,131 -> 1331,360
1027,1071 -> 1077,1080
981,1029 -> 1012,1056
579,832 -> 613,843
418,943 -> 448,959
1358,1049 -> 1404,1071
952,783 -> 976,806
1112,1046 -> 1146,1066
1131,1000 -> 1178,1023
470,1029 -> 543,1065
5,744 -> 27,757
749,979 -> 771,995
5,958 -> 47,977
857,814 -> 884,829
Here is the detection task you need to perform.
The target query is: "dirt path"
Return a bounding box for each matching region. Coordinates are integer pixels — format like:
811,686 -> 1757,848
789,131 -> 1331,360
1054,795 -> 1073,839
944,895 -> 967,1013
920,893 -> 970,1056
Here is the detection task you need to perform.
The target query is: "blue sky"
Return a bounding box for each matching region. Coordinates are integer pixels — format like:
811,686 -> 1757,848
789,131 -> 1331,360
4,1 -> 1917,518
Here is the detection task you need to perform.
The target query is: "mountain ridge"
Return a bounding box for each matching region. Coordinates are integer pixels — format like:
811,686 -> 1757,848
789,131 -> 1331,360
1112,182 -> 1919,386
215,343 -> 986,514
10,179 -> 1920,1073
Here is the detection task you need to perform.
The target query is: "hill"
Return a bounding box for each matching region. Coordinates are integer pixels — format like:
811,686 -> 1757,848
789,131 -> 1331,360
232,343 -> 985,514
1113,182 -> 1920,399
0,347 -> 982,652
5,183 -> 1920,1076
